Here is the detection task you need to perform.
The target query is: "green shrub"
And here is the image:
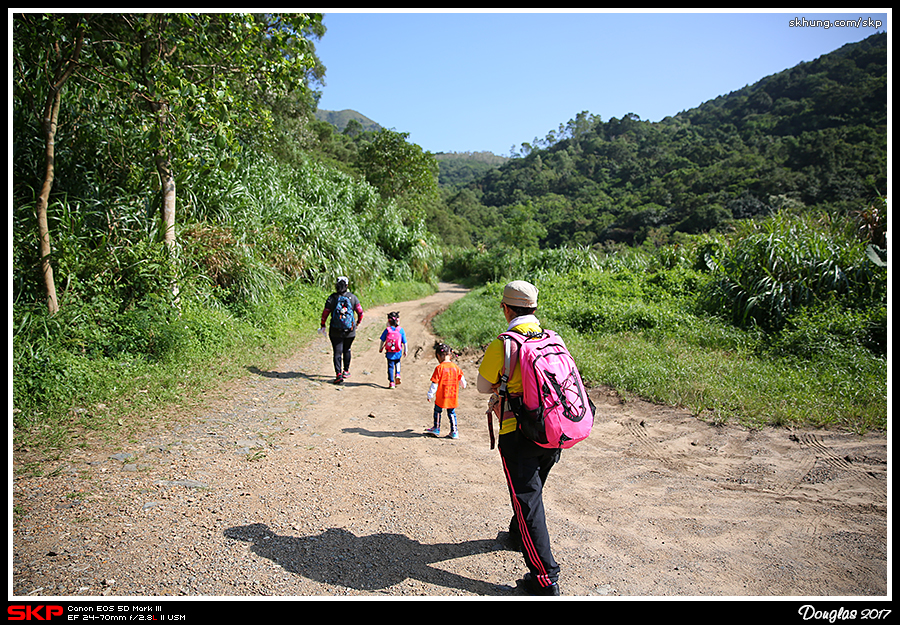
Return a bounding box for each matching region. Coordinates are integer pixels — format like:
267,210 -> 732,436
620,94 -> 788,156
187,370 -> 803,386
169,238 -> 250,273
699,210 -> 885,335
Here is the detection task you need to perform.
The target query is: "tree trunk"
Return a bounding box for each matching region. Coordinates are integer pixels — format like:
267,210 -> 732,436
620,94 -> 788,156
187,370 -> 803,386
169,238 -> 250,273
156,146 -> 180,304
22,17 -> 85,316
156,148 -> 176,251
148,93 -> 176,251
37,89 -> 61,316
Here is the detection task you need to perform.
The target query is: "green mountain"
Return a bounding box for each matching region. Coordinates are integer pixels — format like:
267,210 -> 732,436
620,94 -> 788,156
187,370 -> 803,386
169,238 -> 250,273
315,108 -> 382,134
446,32 -> 887,249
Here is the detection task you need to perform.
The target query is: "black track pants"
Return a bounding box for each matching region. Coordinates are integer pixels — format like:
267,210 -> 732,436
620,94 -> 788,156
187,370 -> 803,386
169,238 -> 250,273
329,331 -> 355,376
499,429 -> 561,588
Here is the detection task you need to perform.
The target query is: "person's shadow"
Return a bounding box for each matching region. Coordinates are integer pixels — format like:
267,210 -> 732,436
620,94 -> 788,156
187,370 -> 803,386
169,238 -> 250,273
246,366 -> 383,389
224,523 -> 516,596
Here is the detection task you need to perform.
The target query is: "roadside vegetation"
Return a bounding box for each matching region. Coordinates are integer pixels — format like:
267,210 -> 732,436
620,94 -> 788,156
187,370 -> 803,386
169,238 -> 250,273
434,207 -> 887,433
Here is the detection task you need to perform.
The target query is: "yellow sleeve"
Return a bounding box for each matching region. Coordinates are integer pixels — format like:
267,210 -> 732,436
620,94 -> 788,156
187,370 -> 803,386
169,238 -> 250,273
478,336 -> 527,436
478,323 -> 541,395
479,339 -> 523,391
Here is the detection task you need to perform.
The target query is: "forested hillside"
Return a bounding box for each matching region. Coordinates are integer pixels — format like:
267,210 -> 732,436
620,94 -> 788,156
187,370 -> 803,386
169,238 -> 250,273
434,151 -> 510,187
437,32 -> 886,249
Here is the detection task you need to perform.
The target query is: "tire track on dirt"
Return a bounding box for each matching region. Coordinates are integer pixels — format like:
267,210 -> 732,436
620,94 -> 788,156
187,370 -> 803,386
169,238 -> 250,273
791,432 -> 887,497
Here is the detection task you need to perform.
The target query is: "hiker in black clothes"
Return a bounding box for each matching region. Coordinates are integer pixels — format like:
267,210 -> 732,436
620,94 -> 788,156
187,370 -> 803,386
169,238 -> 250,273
319,276 -> 364,384
476,280 -> 561,596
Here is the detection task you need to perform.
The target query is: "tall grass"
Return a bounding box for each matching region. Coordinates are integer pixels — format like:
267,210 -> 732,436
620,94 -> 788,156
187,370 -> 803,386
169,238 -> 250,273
182,154 -> 441,298
700,211 -> 885,332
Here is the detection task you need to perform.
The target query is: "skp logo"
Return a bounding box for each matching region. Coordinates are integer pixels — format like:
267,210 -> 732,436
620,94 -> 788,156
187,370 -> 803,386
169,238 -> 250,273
7,606 -> 64,621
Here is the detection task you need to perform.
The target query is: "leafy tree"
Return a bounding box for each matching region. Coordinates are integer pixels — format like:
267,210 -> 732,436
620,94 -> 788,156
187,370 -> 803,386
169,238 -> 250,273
13,14 -> 87,314
86,13 -> 325,250
496,202 -> 547,259
357,129 -> 440,223
13,12 -> 326,310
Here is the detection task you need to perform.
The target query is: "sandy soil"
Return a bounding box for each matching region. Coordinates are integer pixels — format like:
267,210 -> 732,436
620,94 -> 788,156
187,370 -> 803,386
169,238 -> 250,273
11,283 -> 889,599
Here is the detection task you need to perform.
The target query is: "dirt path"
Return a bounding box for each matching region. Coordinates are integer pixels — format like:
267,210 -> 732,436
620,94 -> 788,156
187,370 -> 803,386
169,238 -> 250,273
11,283 -> 888,598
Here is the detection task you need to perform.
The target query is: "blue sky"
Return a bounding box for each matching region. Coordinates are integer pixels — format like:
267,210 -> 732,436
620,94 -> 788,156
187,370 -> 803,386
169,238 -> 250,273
313,10 -> 889,156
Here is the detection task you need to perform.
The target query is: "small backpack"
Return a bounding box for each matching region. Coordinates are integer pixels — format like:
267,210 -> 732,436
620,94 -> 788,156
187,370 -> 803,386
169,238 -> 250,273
384,326 -> 403,353
498,329 -> 594,449
331,294 -> 355,331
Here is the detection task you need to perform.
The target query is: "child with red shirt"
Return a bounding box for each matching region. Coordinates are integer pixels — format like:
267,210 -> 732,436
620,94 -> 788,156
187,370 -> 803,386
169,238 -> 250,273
425,342 -> 467,439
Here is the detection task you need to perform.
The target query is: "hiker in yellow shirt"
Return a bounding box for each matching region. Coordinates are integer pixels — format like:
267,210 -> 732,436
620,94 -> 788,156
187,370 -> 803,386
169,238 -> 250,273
477,280 -> 561,596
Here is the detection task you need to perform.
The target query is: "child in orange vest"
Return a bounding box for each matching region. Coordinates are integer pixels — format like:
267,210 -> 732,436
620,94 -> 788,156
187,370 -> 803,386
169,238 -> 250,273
425,341 -> 467,439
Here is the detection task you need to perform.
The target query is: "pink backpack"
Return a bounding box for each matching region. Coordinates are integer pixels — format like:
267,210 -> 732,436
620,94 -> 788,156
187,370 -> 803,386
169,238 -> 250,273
498,329 -> 594,449
384,326 -> 403,353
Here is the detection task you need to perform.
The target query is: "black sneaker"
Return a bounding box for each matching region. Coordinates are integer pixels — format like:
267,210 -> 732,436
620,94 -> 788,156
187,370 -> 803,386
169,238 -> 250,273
518,573 -> 561,596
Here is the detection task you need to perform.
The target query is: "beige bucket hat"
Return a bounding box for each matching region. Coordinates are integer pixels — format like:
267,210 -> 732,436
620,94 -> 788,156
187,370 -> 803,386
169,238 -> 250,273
502,280 -> 539,308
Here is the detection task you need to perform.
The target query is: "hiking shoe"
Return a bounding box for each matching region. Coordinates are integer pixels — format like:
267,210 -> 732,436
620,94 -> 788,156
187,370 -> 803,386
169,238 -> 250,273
389,382 -> 395,389
333,375 -> 344,385
518,573 -> 560,596
449,431 -> 459,439
394,375 -> 401,385
342,371 -> 350,379
424,427 -> 440,437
